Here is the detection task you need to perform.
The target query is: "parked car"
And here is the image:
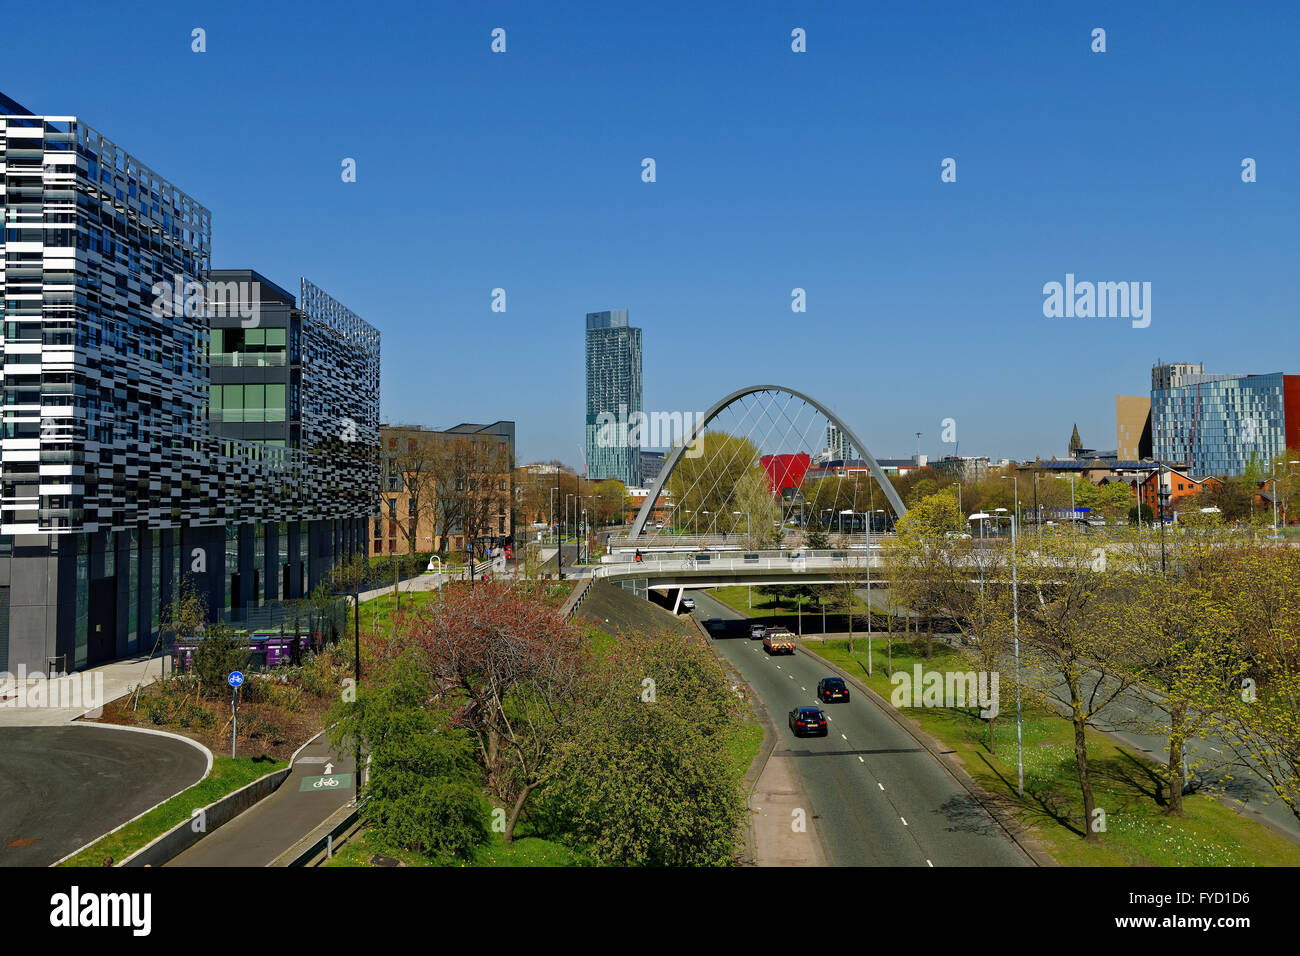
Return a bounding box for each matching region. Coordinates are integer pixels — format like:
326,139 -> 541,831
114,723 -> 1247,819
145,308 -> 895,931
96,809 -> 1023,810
788,706 -> 828,737
763,627 -> 795,654
817,676 -> 850,703
749,623 -> 767,640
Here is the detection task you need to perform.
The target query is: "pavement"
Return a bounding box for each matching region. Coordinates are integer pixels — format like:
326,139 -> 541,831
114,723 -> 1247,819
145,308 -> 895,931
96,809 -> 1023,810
0,653 -> 166,727
691,589 -> 1030,867
0,724 -> 209,867
165,734 -> 356,866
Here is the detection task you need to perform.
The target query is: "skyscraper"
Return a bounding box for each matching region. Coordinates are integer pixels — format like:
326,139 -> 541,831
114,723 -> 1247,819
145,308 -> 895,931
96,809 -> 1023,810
585,310 -> 642,486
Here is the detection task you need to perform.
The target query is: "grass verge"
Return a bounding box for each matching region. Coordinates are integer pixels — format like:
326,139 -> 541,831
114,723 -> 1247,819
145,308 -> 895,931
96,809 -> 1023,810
60,756 -> 284,867
803,637 -> 1300,866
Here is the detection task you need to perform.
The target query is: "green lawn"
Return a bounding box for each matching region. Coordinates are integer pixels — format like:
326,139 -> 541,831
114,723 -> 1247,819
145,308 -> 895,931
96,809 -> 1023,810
60,756 -> 285,867
323,827 -> 582,867
805,638 -> 1300,867
352,588 -> 440,638
725,720 -> 764,779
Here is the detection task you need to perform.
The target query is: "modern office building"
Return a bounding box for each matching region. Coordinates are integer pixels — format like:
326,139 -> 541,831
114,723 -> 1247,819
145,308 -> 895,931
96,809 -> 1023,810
1115,395 -> 1153,461
1150,363 -> 1300,476
584,309 -> 642,487
639,450 -> 665,485
0,93 -> 379,674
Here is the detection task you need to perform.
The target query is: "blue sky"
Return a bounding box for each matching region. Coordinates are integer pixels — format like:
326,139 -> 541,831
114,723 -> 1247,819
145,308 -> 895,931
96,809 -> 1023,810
6,1 -> 1297,467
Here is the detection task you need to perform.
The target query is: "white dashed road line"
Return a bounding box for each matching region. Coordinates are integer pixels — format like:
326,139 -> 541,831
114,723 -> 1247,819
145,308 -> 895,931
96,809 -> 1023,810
900,817 -> 908,826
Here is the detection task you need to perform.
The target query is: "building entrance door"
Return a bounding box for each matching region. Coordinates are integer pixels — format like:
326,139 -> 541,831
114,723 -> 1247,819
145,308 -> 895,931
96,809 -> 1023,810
88,576 -> 117,666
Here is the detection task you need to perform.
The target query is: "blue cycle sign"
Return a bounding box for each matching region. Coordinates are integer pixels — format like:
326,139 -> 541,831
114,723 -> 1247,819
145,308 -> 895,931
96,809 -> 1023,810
228,671 -> 245,688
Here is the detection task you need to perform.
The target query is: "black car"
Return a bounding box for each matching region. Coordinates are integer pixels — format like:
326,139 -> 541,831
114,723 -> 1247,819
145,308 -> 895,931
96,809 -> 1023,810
788,706 -> 829,737
703,618 -> 726,636
817,677 -> 850,703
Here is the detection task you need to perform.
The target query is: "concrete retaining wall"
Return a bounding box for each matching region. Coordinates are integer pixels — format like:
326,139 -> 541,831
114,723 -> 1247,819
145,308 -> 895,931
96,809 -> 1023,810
119,765 -> 291,867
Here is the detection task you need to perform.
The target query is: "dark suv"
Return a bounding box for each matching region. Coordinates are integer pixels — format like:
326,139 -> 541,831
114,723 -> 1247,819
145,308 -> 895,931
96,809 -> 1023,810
817,677 -> 850,703
788,706 -> 828,737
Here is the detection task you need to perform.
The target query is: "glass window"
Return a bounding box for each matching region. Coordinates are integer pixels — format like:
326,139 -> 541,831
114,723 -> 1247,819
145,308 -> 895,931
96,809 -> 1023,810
266,327 -> 286,348
246,328 -> 265,348
211,328 -> 224,353
266,383 -> 286,421
245,384 -> 265,422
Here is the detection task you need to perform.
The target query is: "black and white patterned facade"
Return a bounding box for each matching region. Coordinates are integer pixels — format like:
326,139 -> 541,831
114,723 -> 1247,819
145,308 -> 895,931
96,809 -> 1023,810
0,95 -> 380,673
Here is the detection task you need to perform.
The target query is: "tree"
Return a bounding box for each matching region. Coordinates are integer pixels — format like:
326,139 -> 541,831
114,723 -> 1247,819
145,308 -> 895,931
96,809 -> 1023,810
664,432 -> 760,533
397,582 -> 587,841
1211,545 -> 1300,824
886,491 -> 965,660
731,468 -> 782,548
548,630 -> 747,865
1115,531 -> 1242,814
1011,536 -> 1146,840
327,650 -> 488,860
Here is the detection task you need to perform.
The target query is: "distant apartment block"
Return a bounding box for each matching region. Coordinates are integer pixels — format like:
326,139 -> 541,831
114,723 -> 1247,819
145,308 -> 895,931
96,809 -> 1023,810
1150,363 -> 1300,476
374,421 -> 514,557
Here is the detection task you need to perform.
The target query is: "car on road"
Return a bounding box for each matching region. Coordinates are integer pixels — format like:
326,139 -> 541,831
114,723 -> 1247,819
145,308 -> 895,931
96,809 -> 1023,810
817,676 -> 850,703
763,627 -> 795,654
749,623 -> 766,640
788,706 -> 828,737
680,597 -> 696,612
703,618 -> 726,636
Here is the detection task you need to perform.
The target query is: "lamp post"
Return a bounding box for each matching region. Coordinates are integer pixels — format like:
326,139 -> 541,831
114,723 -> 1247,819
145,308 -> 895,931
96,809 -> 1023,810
1157,466 -> 1170,576
864,507 -> 873,676
952,482 -> 961,513
1000,475 -> 1024,798
1271,460 -> 1300,536
1055,475 -> 1076,535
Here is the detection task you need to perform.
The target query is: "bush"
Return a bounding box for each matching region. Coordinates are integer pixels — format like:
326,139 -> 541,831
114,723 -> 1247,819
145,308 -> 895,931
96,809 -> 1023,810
327,650 -> 488,861
193,625 -> 250,693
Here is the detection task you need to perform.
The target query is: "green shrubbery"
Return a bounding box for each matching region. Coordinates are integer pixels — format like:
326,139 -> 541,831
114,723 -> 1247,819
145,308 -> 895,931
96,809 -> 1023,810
328,651 -> 488,861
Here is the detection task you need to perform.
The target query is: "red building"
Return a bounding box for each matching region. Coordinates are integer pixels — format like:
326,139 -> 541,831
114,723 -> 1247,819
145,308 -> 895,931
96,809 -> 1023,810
1137,468 -> 1223,514
761,453 -> 810,494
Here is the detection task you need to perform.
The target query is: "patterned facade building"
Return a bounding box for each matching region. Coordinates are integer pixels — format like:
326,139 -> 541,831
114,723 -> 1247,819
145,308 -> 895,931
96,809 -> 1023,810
0,93 -> 379,673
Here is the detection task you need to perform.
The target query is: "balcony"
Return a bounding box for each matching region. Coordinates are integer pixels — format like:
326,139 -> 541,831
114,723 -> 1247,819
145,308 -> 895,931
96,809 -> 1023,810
209,351 -> 287,368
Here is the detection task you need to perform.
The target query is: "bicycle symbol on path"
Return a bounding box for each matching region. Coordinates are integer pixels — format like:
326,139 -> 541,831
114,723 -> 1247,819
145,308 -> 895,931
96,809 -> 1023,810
313,776 -> 340,789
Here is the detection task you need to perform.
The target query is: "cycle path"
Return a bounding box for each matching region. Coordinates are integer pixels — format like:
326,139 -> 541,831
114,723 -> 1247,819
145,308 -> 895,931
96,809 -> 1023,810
166,735 -> 355,866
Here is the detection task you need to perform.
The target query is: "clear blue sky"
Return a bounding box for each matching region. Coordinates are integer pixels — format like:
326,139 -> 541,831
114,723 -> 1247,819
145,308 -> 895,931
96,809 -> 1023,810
6,1 -> 1297,467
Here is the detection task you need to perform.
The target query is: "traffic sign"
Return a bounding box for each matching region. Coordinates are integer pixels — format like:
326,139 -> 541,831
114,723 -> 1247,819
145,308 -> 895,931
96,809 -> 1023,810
228,671 -> 244,688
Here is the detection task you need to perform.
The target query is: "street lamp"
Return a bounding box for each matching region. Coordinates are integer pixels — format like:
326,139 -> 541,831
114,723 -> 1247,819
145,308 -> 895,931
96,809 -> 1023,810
1000,475 -> 1024,799
1271,460 -> 1300,535
952,482 -> 962,513
1056,475 -> 1077,535
1157,465 -> 1171,575
732,510 -> 750,539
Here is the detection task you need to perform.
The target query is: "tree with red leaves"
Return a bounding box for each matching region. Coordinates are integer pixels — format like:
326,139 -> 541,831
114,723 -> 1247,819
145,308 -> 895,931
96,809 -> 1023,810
397,581 -> 588,842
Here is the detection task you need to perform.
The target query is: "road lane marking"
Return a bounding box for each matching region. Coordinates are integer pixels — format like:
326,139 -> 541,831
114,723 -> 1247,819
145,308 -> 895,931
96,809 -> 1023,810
878,783 -> 885,791
900,817 -> 908,826
858,756 -> 864,763
841,734 -> 847,740
926,859 -> 933,867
